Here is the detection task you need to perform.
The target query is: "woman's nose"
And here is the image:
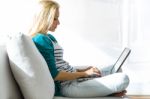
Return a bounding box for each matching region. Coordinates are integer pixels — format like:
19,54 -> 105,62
57,20 -> 60,25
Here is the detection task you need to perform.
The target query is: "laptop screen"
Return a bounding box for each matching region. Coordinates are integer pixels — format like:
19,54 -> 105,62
111,48 -> 131,73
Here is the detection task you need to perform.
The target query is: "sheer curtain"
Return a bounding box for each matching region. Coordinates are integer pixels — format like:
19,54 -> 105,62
126,0 -> 150,95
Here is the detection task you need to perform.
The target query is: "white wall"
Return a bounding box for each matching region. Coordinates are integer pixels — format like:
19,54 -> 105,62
0,0 -> 37,44
55,0 -> 123,66
0,0 -> 150,95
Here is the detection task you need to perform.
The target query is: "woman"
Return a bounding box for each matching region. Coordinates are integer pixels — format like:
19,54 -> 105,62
30,0 -> 129,97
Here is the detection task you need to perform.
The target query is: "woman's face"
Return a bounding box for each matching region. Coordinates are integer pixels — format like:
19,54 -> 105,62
49,9 -> 60,32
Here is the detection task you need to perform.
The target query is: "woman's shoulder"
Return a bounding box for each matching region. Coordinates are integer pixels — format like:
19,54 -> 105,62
32,33 -> 50,42
32,33 -> 57,42
32,33 -> 53,47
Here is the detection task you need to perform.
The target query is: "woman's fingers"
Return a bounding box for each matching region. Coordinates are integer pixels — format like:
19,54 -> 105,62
93,67 -> 101,76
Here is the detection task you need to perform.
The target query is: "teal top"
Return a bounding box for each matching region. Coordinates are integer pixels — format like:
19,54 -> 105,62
32,33 -> 62,96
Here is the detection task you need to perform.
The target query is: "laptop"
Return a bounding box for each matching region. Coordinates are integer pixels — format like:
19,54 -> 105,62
111,47 -> 131,73
77,47 -> 131,82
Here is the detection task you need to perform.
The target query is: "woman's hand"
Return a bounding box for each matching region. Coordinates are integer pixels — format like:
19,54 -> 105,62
84,66 -> 101,77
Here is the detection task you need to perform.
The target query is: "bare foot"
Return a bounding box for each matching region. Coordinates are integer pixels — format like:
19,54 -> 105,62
108,90 -> 127,97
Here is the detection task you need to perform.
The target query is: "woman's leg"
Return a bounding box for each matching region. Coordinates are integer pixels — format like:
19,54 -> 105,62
61,73 -> 129,98
97,64 -> 114,76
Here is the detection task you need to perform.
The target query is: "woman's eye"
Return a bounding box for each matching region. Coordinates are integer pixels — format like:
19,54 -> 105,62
54,18 -> 58,20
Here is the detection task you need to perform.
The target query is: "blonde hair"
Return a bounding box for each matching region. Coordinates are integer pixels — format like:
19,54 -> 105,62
29,0 -> 59,36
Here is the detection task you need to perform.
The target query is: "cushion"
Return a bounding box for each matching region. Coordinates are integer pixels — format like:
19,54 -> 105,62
0,45 -> 23,99
6,33 -> 55,99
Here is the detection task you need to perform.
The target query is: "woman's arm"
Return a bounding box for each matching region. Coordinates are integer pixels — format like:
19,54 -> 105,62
54,67 -> 101,81
77,66 -> 101,74
76,66 -> 93,72
54,71 -> 87,81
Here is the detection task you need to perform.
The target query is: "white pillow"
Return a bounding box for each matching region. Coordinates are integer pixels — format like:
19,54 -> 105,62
6,33 -> 54,99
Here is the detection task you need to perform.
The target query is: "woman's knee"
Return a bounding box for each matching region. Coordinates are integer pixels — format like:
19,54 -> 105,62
121,73 -> 129,85
116,73 -> 130,92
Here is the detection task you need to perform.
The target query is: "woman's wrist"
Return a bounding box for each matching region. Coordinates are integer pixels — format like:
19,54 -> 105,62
76,71 -> 88,78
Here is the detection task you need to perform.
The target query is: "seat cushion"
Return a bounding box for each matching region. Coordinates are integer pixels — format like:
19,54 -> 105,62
0,45 -> 23,99
6,33 -> 55,99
